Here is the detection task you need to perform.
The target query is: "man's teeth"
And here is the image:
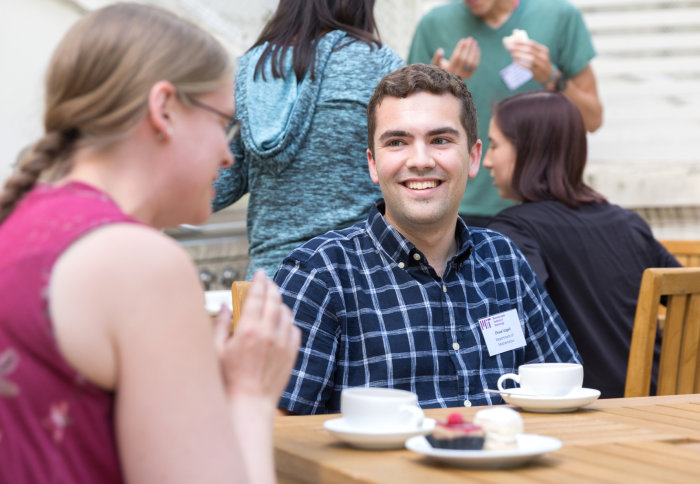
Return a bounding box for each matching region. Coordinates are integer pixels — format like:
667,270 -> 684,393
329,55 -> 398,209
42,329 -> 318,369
405,180 -> 438,190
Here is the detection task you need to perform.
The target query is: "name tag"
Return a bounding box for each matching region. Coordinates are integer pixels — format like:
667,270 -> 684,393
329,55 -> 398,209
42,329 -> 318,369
478,309 -> 527,356
499,63 -> 533,90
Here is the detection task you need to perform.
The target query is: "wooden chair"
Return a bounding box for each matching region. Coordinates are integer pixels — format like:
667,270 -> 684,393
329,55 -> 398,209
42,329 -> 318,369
625,267 -> 700,397
230,281 -> 251,333
660,240 -> 700,267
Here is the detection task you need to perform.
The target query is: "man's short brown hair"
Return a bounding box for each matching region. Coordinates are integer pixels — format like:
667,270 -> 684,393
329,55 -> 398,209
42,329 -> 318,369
367,63 -> 478,154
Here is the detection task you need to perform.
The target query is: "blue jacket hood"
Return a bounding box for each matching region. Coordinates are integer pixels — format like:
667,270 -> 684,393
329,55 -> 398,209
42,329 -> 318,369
235,31 -> 356,171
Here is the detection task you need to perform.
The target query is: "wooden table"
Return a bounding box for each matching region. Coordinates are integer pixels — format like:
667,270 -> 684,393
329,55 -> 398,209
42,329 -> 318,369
274,394 -> 700,483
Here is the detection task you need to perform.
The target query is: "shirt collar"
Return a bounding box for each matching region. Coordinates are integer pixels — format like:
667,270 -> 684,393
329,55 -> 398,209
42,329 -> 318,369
366,199 -> 473,270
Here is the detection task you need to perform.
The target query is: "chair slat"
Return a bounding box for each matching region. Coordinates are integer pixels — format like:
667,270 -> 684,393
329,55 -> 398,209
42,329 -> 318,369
626,270 -> 663,397
678,295 -> 700,393
695,306 -> 700,393
659,270 -> 700,293
660,240 -> 700,268
657,295 -> 687,395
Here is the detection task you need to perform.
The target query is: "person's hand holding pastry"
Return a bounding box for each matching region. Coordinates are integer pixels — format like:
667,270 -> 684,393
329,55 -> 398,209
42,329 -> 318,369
503,29 -> 557,86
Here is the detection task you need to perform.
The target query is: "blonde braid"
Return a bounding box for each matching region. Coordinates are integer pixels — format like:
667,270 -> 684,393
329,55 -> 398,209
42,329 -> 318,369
0,129 -> 77,223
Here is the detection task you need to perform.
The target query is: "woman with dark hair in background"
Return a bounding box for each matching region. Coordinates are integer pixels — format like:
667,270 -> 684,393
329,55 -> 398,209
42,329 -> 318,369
213,0 -> 404,278
484,91 -> 679,398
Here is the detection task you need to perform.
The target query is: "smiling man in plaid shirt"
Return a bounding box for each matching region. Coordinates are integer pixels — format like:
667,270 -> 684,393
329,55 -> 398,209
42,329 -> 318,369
275,64 -> 580,414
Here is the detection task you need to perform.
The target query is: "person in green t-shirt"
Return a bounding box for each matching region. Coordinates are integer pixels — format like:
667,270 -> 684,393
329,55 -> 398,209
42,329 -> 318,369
408,0 -> 603,226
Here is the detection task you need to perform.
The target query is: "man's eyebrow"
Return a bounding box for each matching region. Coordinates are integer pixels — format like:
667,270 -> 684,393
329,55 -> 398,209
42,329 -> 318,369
426,127 -> 460,137
378,127 -> 461,141
378,130 -> 413,142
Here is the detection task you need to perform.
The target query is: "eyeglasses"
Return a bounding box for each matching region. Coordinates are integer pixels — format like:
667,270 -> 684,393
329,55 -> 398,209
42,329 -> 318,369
181,93 -> 241,142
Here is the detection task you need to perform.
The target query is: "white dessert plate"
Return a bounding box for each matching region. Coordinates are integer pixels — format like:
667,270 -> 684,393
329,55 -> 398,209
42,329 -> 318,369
405,433 -> 561,469
323,417 -> 436,450
501,387 -> 601,413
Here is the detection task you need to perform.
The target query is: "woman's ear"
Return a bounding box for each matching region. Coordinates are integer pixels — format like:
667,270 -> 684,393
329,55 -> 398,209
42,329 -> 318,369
147,81 -> 176,141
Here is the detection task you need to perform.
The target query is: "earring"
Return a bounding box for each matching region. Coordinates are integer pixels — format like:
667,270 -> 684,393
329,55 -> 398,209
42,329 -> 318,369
156,127 -> 173,142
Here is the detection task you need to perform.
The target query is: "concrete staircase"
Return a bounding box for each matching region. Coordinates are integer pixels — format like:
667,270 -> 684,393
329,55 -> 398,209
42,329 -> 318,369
572,0 -> 700,237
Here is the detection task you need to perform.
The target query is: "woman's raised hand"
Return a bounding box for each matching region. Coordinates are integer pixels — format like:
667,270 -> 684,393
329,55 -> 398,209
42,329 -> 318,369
215,270 -> 300,407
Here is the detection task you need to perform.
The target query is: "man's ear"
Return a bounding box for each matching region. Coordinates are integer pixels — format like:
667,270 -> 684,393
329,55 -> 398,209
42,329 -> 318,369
468,139 -> 482,178
367,148 -> 380,185
147,81 -> 177,140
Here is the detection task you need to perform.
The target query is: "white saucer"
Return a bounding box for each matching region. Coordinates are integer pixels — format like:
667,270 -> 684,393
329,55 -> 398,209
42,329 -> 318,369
406,433 -> 561,469
501,387 -> 601,413
323,417 -> 436,450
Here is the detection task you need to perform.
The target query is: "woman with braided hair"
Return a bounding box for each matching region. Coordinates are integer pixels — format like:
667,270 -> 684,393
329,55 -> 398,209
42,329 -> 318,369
0,4 -> 299,483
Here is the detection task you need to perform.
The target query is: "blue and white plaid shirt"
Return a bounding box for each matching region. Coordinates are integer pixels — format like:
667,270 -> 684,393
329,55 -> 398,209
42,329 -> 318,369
275,201 -> 580,414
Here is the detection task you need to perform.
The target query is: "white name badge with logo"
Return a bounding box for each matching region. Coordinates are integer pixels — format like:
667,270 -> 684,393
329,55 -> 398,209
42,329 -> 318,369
499,63 -> 533,90
478,309 -> 526,356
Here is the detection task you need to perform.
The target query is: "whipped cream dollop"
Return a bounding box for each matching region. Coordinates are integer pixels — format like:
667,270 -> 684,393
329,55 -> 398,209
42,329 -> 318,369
473,407 -> 524,450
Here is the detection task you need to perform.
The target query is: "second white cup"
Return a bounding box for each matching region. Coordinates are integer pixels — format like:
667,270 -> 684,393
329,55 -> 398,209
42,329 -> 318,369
340,387 -> 424,431
497,362 -> 583,396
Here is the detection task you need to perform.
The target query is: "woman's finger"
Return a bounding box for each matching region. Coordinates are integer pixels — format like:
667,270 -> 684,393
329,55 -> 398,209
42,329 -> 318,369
259,278 -> 283,332
237,270 -> 267,331
431,48 -> 445,68
213,304 -> 233,349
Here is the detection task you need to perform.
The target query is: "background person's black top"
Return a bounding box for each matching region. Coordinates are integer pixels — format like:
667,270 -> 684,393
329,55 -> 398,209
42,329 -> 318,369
488,201 -> 681,398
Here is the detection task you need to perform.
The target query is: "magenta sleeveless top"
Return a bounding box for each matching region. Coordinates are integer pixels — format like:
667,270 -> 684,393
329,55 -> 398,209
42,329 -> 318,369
0,182 -> 141,483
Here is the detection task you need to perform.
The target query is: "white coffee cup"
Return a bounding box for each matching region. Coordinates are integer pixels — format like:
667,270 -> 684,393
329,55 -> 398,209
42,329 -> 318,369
340,387 -> 424,431
497,363 -> 583,397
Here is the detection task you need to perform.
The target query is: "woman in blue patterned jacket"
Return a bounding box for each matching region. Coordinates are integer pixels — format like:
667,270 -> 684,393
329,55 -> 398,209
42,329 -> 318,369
213,0 -> 404,278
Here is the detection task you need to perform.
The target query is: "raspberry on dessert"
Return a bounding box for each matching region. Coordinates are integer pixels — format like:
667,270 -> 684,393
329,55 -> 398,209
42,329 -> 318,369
446,412 -> 464,425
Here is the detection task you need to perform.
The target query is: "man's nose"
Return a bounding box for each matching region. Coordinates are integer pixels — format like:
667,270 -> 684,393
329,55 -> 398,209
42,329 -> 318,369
406,142 -> 436,170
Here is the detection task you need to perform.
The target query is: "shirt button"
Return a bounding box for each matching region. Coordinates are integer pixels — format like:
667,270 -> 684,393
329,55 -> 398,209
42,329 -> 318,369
398,262 -> 405,269
442,284 -> 447,293
452,342 -> 460,351
463,400 -> 472,407
412,253 -> 421,261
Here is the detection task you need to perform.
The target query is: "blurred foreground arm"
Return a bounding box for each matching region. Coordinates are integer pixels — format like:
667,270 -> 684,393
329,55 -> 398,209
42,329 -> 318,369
51,227 -> 299,484
215,270 -> 301,483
